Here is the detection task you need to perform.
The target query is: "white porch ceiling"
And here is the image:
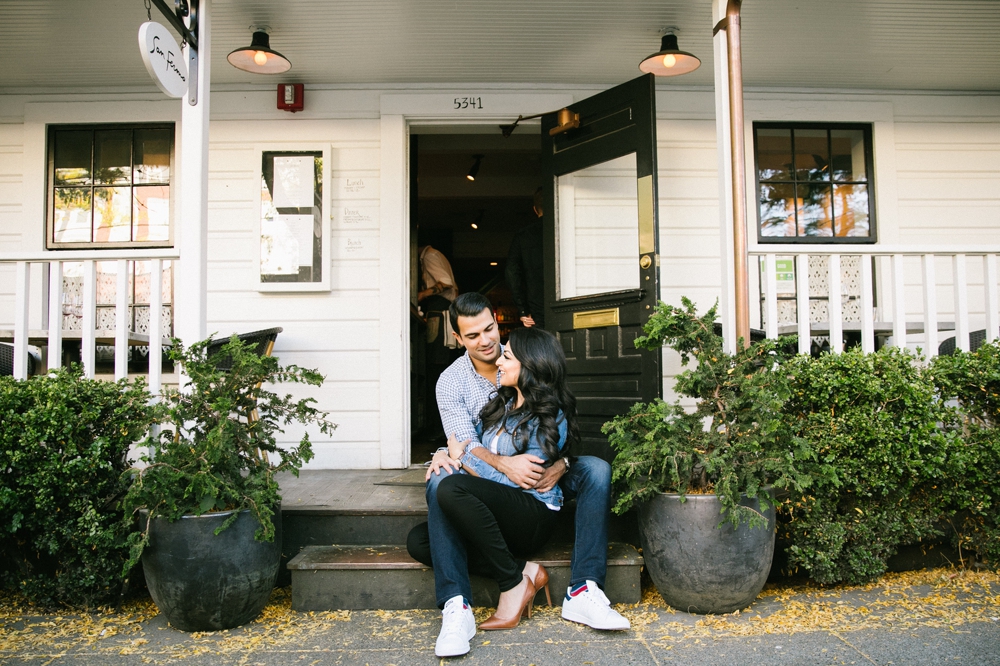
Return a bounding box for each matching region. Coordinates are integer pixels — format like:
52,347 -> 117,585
1,0 -> 998,92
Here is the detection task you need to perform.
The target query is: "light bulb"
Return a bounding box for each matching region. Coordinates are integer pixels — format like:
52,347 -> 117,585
471,223 -> 478,229
662,54 -> 677,68
254,51 -> 268,66
466,174 -> 475,181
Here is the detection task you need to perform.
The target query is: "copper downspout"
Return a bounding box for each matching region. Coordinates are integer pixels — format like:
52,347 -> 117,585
715,0 -> 750,348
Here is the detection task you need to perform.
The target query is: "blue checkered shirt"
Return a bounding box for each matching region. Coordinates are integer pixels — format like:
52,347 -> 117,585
435,350 -> 501,450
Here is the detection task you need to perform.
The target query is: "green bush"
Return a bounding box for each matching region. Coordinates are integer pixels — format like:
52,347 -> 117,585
930,342 -> 1000,566
0,368 -> 156,608
778,347 -> 954,584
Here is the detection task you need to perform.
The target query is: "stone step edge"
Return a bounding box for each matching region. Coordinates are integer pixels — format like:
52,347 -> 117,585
288,542 -> 642,571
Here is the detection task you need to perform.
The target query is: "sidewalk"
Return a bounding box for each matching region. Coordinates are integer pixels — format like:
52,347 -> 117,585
3,568 -> 998,665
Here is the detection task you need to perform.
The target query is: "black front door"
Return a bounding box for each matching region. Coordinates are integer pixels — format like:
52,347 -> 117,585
541,74 -> 662,461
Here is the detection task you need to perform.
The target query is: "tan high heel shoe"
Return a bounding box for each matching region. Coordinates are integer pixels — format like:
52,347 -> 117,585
479,574 -> 537,630
527,563 -> 552,607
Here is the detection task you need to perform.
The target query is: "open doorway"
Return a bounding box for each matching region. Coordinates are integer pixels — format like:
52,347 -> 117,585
409,127 -> 542,462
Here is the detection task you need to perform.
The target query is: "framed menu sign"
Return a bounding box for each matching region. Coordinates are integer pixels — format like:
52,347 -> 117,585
257,148 -> 331,291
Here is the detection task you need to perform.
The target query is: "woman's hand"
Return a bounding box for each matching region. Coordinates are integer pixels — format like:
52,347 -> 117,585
447,433 -> 470,460
425,449 -> 462,480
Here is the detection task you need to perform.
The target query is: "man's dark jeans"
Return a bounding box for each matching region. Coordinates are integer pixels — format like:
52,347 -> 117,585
407,455 -> 611,608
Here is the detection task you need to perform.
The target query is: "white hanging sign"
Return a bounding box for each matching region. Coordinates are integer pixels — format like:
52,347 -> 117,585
138,21 -> 188,99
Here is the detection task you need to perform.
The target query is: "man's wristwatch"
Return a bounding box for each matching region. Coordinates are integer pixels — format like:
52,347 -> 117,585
562,456 -> 571,471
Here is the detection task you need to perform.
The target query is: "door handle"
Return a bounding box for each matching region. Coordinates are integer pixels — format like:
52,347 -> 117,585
640,254 -> 652,270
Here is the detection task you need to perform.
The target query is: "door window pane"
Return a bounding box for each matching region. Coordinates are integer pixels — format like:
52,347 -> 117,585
831,129 -> 867,182
133,185 -> 170,241
756,129 -> 792,181
94,130 -> 132,184
794,129 -> 829,182
557,153 -> 639,299
54,130 -> 92,185
53,187 -> 92,242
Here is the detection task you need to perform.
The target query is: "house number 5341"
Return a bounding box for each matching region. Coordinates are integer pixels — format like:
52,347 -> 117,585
454,97 -> 483,109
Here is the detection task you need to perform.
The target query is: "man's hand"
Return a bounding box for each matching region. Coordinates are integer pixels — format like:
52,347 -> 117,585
425,449 -> 462,481
520,315 -> 535,327
447,433 -> 470,460
496,454 -> 546,489
533,457 -> 568,493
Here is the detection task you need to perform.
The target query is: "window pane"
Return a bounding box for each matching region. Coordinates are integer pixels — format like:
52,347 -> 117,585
759,182 -> 796,237
831,129 -> 867,182
94,130 -> 132,184
54,130 -> 92,185
756,129 -> 792,181
833,184 -> 870,237
796,183 -> 833,237
794,129 -> 829,182
93,187 -> 132,243
133,185 -> 170,242
134,129 -> 171,184
53,187 -> 92,242
556,153 -> 639,298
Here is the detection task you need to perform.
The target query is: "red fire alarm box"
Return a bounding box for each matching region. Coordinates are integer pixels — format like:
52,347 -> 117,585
277,84 -> 304,113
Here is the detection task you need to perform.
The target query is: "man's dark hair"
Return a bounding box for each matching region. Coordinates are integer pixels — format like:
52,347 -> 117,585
449,292 -> 493,334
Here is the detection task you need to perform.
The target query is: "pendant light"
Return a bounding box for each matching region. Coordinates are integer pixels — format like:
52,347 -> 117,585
227,27 -> 291,74
639,28 -> 700,77
466,154 -> 484,182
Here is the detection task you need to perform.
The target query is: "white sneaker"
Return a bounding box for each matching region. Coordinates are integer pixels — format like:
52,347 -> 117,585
435,595 -> 476,657
561,581 -> 631,630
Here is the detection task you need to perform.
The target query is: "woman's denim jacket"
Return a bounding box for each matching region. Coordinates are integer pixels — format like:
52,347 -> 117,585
460,409 -> 567,510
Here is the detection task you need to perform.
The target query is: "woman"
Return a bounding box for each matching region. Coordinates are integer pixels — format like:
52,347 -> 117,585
435,326 -> 579,629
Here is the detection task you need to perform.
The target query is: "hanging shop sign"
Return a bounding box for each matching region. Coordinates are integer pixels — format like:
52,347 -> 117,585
138,21 -> 188,99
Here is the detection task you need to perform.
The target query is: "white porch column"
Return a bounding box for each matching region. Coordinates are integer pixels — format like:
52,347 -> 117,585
175,0 -> 210,348
713,0 -> 737,354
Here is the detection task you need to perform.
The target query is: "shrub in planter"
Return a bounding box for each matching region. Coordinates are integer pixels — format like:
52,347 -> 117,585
605,299 -> 817,612
0,368 -> 156,608
930,341 -> 1000,567
122,335 -> 336,630
778,347 -> 953,585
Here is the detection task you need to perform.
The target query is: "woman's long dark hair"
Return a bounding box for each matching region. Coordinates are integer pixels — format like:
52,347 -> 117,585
479,327 -> 580,464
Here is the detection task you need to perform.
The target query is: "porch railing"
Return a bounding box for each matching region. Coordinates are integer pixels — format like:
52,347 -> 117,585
2,249 -> 179,394
749,244 -> 1000,358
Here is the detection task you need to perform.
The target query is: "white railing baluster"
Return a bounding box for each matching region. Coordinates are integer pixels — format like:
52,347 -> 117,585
764,254 -> 778,339
13,261 -> 30,380
47,261 -> 63,371
82,260 -> 97,379
984,254 -> 999,344
828,255 -> 842,353
860,256 -> 875,353
148,259 -> 163,397
796,253 -> 810,354
115,259 -> 129,380
953,254 -> 970,351
922,254 -> 938,358
892,254 -> 906,348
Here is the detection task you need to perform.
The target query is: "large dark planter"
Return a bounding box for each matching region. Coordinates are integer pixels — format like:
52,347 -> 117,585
638,492 -> 775,614
142,508 -> 281,631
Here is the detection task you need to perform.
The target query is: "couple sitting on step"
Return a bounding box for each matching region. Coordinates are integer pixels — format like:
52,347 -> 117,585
406,292 -> 630,658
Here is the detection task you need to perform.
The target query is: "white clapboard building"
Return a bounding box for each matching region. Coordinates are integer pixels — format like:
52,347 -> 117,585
1,1 -> 998,469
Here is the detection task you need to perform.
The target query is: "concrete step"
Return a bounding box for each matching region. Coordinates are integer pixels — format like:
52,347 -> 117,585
287,542 -> 643,611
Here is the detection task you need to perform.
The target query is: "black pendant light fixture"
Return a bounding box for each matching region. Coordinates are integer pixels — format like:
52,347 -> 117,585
639,28 -> 701,77
227,26 -> 291,74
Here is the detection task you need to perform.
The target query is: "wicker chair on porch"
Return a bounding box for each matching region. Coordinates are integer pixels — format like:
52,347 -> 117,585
937,329 -> 991,357
0,342 -> 36,377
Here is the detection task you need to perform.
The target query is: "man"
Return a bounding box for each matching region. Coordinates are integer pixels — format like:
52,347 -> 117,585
406,292 -> 629,658
505,188 -> 545,328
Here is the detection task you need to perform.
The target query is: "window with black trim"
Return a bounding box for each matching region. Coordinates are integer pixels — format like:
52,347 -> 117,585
47,124 -> 174,249
754,123 -> 874,243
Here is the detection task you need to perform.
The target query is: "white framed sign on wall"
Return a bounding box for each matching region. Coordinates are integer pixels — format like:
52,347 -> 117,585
256,146 -> 331,291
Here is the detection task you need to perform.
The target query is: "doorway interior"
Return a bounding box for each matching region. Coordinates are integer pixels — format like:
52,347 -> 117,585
409,127 -> 542,462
